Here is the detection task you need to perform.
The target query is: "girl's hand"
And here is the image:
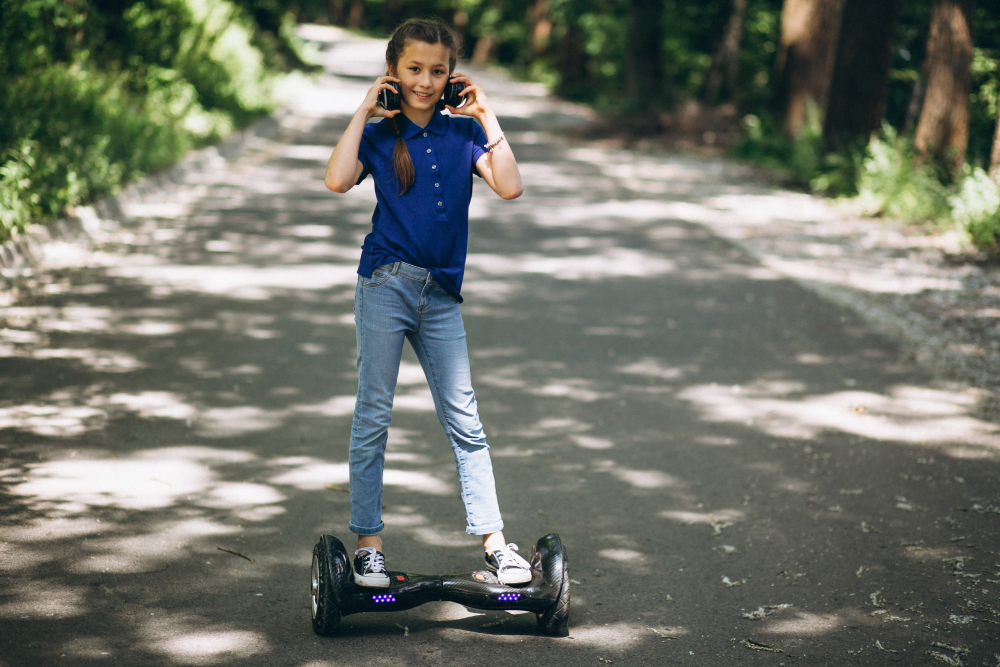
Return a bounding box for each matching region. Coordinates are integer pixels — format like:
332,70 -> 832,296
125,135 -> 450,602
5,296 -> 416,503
444,73 -> 489,120
361,76 -> 402,119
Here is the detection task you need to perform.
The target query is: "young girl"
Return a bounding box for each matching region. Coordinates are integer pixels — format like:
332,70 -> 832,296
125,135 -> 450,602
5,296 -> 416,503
324,19 -> 529,588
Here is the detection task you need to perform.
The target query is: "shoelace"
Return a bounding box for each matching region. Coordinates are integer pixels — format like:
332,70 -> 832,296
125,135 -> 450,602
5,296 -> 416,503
494,543 -> 528,572
358,547 -> 385,574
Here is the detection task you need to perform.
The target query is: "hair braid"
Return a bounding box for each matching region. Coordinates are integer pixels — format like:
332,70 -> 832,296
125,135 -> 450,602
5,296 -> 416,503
391,114 -> 415,196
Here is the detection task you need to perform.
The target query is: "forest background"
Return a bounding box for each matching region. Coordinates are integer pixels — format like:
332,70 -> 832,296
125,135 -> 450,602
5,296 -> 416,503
2,0 -> 999,251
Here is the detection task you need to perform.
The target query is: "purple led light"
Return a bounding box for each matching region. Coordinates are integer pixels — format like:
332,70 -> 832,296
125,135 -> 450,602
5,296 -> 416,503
372,594 -> 396,603
496,593 -> 521,601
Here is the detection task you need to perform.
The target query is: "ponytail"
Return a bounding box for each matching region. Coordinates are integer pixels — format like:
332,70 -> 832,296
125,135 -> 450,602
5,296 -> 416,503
391,114 -> 416,195
385,18 -> 460,196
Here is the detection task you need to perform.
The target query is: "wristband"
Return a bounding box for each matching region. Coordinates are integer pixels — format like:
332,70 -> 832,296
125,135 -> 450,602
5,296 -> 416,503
484,133 -> 505,153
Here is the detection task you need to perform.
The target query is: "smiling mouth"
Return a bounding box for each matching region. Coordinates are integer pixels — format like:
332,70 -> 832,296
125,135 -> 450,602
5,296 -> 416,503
413,91 -> 433,100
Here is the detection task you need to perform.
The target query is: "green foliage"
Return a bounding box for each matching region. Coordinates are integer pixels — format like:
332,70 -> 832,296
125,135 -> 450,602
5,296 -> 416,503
3,0 -> 997,249
950,167 -> 1000,251
737,2 -> 782,111
969,47 -> 999,169
738,118 -> 1000,249
0,0 -> 301,239
856,125 -> 950,223
736,104 -> 861,196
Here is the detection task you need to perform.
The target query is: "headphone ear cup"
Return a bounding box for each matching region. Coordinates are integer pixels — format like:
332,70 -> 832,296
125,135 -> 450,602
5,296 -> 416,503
379,86 -> 400,111
443,80 -> 464,109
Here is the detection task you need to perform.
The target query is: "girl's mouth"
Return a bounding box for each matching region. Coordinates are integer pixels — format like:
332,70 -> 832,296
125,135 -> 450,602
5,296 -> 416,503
413,91 -> 433,101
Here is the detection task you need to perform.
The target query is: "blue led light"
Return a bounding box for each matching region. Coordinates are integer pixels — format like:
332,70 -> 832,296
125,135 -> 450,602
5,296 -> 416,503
496,593 -> 521,601
372,594 -> 396,603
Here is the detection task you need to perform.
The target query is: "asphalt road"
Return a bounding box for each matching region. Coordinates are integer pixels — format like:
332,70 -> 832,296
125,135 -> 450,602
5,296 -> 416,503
2,26 -> 999,667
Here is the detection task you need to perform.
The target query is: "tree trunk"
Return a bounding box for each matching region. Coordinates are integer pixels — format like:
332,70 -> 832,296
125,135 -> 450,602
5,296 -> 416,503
772,0 -> 845,137
471,35 -> 498,66
914,0 -> 974,173
703,0 -> 748,105
902,66 -> 925,134
528,0 -> 552,55
822,0 -> 900,145
990,99 -> 1000,182
555,23 -> 587,99
625,0 -> 664,108
348,0 -> 364,30
329,0 -> 346,26
382,0 -> 404,32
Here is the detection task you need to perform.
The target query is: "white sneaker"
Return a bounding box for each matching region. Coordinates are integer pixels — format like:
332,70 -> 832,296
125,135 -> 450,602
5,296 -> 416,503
353,547 -> 389,588
485,543 -> 532,585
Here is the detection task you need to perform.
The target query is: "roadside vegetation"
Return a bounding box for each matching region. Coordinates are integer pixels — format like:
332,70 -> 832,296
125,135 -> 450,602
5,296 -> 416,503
305,0 -> 1000,252
3,0 -> 999,252
0,0 -> 313,240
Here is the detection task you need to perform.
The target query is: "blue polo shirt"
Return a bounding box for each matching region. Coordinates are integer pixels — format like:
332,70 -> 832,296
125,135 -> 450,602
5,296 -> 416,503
355,111 -> 488,302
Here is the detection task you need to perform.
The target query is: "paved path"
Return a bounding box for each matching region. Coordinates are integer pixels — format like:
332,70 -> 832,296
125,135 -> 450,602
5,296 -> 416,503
2,26 -> 999,666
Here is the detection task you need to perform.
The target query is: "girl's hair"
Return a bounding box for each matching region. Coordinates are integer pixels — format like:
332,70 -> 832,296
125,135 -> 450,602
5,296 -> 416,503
385,19 -> 460,195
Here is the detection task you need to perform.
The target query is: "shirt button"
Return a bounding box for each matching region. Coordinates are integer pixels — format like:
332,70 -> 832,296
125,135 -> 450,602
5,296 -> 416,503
426,148 -> 432,153
423,132 -> 428,137
432,165 -> 437,169
437,201 -> 443,206
434,183 -> 439,188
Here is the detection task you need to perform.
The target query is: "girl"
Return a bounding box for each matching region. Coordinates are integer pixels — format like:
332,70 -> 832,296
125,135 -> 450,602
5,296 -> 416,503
324,19 -> 529,588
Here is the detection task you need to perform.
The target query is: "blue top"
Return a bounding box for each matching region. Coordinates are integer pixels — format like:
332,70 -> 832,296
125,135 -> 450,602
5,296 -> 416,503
355,111 -> 488,302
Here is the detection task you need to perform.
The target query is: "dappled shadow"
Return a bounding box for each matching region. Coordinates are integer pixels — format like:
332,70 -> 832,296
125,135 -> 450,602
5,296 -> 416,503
2,28 -> 999,667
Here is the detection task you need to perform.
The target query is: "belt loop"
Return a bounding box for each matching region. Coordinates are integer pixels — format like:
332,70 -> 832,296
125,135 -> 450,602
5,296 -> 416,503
391,262 -> 401,276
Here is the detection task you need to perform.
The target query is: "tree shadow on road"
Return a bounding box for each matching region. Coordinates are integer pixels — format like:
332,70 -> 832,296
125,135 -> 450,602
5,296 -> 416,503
1,91 -> 999,666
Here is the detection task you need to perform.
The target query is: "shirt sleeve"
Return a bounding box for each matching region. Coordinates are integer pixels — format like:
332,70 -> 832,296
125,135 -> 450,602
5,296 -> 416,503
356,125 -> 375,184
471,121 -> 489,178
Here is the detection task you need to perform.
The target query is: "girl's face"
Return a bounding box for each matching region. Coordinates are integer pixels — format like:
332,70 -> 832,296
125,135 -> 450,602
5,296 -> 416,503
390,40 -> 451,112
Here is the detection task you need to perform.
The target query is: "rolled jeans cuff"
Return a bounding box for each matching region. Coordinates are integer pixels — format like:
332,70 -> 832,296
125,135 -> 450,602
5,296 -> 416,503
466,519 -> 504,536
350,520 -> 385,537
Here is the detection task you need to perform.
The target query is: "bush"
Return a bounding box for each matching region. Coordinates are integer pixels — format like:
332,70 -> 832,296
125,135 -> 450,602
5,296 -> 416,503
950,166 -> 1000,251
0,0 -> 295,240
735,105 -> 861,197
855,124 -> 951,223
735,119 -> 1000,250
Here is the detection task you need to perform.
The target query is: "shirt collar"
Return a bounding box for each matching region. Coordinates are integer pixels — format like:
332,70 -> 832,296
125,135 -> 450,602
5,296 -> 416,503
398,110 -> 448,140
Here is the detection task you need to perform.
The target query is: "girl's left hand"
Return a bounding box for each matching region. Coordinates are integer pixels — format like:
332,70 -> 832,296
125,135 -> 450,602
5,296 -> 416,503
444,73 -> 489,120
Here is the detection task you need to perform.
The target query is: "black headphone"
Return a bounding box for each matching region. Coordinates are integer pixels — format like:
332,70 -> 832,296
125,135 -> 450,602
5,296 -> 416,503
378,80 -> 464,112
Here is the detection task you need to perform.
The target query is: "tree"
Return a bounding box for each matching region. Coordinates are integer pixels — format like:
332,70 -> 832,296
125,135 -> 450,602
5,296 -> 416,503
528,0 -> 553,56
990,99 -> 1000,182
914,0 -> 975,173
554,22 -> 588,99
822,0 -> 900,144
771,0 -> 845,137
703,0 -> 748,106
625,0 -> 664,108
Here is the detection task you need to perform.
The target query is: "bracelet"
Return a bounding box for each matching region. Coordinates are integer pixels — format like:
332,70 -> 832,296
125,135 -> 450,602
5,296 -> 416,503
484,132 -> 505,153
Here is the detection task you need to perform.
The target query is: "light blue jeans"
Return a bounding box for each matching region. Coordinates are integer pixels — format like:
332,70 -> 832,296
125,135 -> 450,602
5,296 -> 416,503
349,262 -> 504,537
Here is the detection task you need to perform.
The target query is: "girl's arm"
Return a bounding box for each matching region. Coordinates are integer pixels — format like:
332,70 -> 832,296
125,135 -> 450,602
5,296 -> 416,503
446,75 -> 523,200
325,76 -> 401,193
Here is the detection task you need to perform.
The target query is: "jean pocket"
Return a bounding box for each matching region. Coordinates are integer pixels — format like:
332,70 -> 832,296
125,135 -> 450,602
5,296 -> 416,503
361,264 -> 393,288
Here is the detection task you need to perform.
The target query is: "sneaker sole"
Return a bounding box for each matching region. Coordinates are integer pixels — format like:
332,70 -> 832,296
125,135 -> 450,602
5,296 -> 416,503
353,571 -> 390,588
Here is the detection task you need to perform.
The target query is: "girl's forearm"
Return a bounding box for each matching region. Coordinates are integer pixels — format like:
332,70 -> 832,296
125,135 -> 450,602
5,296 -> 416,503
325,109 -> 370,192
477,109 -> 523,199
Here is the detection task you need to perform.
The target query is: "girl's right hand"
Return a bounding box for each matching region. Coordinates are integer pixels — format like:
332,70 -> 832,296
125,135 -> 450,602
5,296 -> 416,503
362,76 -> 402,119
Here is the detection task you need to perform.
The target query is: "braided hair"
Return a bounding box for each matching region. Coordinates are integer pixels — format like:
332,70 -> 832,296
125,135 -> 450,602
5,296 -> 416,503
385,19 -> 460,195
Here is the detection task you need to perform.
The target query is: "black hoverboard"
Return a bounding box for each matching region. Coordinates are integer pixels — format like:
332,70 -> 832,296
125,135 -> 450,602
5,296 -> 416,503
310,533 -> 570,636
